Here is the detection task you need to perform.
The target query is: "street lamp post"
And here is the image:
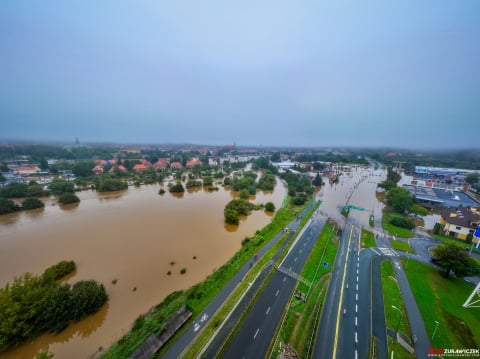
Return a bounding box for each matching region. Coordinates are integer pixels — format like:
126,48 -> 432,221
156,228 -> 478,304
432,320 -> 440,340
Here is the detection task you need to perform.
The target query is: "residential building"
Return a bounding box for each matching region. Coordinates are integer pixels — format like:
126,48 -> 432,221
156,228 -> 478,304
439,206 -> 480,243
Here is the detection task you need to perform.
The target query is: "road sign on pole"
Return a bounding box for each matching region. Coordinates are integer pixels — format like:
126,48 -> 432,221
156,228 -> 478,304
475,226 -> 480,238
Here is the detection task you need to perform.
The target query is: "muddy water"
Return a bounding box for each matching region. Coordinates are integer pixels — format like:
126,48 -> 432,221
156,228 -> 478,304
317,166 -> 386,227
0,179 -> 286,359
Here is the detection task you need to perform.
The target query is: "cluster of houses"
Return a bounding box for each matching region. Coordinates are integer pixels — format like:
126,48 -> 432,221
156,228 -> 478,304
91,158 -> 203,175
89,155 -> 259,175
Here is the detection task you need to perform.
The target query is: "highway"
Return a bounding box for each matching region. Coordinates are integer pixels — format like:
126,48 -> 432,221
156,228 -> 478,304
220,213 -> 327,359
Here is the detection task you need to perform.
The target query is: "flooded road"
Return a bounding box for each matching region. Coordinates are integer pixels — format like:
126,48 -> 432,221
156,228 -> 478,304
0,179 -> 286,358
318,166 -> 386,228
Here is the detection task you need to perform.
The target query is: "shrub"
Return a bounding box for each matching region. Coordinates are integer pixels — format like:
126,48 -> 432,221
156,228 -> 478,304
98,178 -> 128,192
0,198 -> 21,215
389,216 -> 415,230
169,182 -> 185,193
265,202 -> 275,212
43,260 -> 76,280
21,197 -> 45,210
58,193 -> 80,205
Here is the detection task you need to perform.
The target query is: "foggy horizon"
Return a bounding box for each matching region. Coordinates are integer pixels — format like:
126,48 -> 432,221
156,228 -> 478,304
2,1 -> 480,149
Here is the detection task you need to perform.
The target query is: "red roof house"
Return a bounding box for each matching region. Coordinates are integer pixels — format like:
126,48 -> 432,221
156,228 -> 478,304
133,164 -> 148,172
170,162 -> 183,170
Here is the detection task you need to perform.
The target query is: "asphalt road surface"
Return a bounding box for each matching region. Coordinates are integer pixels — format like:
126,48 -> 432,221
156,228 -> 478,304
220,214 -> 326,359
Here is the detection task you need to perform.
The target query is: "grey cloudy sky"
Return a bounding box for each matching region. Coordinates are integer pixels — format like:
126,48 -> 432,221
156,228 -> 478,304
1,1 -> 479,148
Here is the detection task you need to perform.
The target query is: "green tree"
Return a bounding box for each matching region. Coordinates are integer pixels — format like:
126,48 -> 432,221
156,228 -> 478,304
48,179 -> 75,195
431,243 -> 480,278
71,161 -> 95,178
409,204 -> 429,216
36,348 -> 54,359
312,173 -> 323,187
224,209 -> 239,224
43,260 -> 76,281
22,197 -> 45,210
70,280 -> 108,321
39,158 -> 49,171
386,167 -> 401,183
386,187 -> 413,213
465,173 -> 480,185
98,178 -> 128,192
0,182 -> 29,198
169,182 -> 185,193
378,179 -> 397,191
0,198 -> 20,215
265,202 -> 275,212
27,184 -> 47,197
58,193 -> 80,205
239,189 -> 250,199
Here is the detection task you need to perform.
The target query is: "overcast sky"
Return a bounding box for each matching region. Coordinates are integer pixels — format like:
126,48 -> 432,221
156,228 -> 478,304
1,1 -> 479,148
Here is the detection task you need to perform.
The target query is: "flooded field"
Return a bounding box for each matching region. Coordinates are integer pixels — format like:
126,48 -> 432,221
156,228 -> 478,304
0,180 -> 286,358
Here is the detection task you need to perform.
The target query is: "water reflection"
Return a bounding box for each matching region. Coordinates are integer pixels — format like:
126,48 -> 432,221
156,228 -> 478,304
97,190 -> 127,201
24,208 -> 45,217
59,202 -> 80,211
0,211 -> 21,225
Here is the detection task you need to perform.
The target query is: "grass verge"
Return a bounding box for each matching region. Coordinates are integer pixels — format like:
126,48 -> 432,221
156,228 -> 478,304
382,210 -> 414,238
403,259 -> 480,349
390,239 -> 415,254
381,260 -> 413,359
432,234 -> 480,254
361,229 -> 376,248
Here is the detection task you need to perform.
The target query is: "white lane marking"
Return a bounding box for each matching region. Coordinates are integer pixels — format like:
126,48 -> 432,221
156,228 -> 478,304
355,317 -> 358,326
355,331 -> 358,343
275,289 -> 280,296
356,304 -> 358,313
356,293 -> 358,301
253,328 -> 260,340
356,284 -> 359,291
266,306 -> 271,315
294,257 -> 297,262
283,276 -> 287,282
355,350 -> 358,359
299,249 -> 303,254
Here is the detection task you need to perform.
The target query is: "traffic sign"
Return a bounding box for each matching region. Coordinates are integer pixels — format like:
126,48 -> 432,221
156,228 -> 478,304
475,226 -> 480,238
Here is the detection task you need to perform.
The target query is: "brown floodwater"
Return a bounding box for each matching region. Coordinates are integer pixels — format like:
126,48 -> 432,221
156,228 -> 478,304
0,179 -> 286,359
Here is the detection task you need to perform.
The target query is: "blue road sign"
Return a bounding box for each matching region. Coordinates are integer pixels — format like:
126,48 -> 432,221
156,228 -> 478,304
323,262 -> 329,268
475,226 -> 480,238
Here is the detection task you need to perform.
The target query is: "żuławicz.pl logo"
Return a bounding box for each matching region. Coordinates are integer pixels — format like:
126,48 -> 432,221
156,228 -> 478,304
428,348 -> 479,357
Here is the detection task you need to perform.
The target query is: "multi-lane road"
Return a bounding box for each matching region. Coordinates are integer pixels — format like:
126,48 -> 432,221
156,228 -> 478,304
221,214 -> 326,358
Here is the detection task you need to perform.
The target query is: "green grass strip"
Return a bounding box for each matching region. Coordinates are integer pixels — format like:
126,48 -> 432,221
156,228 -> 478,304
403,259 -> 480,349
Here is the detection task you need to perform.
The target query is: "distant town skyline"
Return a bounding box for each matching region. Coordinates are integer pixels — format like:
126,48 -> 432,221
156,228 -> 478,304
1,1 -> 479,149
